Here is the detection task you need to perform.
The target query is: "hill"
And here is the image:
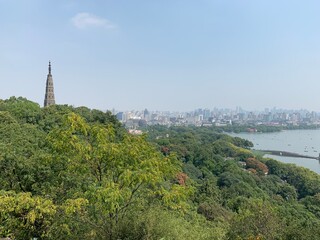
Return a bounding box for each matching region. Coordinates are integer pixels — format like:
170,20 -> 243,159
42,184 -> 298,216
1,97 -> 320,239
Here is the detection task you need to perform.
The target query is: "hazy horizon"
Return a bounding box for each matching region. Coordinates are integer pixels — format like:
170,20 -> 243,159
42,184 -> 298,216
1,1 -> 320,112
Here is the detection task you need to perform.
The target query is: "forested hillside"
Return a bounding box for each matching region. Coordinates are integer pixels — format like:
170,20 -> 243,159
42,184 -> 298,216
1,97 -> 320,239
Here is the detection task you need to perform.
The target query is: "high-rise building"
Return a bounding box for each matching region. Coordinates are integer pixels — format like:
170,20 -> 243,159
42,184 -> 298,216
116,112 -> 125,122
143,108 -> 150,121
44,61 -> 55,107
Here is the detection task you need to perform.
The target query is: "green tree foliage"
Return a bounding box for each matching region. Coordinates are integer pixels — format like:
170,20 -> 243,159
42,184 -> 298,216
1,97 -> 320,239
0,97 -> 42,124
301,193 -> 320,218
0,191 -> 56,239
227,199 -> 284,240
0,98 -> 193,239
265,159 -> 320,198
148,125 -> 320,239
0,121 -> 47,193
46,113 -> 191,238
116,207 -> 227,240
220,124 -> 320,133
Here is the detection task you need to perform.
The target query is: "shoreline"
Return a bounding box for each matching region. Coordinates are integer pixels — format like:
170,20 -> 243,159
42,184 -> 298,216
260,150 -> 319,160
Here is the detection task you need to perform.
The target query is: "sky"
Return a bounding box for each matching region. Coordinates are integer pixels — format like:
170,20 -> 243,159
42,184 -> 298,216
1,0 -> 320,112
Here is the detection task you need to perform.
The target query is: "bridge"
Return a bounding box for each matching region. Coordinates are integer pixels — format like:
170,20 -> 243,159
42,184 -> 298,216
260,150 -> 320,160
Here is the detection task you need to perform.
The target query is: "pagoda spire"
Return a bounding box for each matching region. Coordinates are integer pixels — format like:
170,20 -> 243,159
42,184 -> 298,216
44,61 -> 56,107
48,61 -> 51,75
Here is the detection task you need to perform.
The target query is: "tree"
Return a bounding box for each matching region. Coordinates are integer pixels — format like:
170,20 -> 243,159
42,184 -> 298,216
0,96 -> 42,124
0,191 -> 56,239
0,122 -> 47,193
245,158 -> 269,176
47,113 -> 191,239
227,199 -> 284,240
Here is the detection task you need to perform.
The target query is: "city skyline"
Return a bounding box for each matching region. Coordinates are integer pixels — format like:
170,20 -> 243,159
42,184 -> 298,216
115,106 -> 320,129
1,1 -> 320,111
112,106 -> 320,114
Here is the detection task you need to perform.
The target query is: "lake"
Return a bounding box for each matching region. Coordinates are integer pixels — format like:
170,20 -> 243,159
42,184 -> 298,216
230,129 -> 320,174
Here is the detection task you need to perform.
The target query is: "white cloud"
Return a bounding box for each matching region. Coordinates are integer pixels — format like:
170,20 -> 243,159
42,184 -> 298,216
71,12 -> 116,30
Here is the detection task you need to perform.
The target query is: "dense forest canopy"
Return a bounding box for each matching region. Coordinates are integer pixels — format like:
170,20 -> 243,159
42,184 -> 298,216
1,97 -> 320,239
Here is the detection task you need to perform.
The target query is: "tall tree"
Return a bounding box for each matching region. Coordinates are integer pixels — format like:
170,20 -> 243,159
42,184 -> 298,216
47,113 -> 190,239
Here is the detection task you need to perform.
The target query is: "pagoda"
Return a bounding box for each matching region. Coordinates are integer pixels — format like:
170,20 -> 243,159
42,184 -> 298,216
44,61 -> 55,107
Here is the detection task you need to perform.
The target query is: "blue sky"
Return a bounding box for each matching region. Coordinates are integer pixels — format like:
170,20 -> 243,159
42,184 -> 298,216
1,0 -> 320,111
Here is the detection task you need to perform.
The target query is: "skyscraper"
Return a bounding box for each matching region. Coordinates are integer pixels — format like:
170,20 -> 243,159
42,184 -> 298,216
44,61 -> 55,107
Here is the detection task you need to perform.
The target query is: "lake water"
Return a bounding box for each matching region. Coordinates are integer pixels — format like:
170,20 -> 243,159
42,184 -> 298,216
230,129 -> 320,174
